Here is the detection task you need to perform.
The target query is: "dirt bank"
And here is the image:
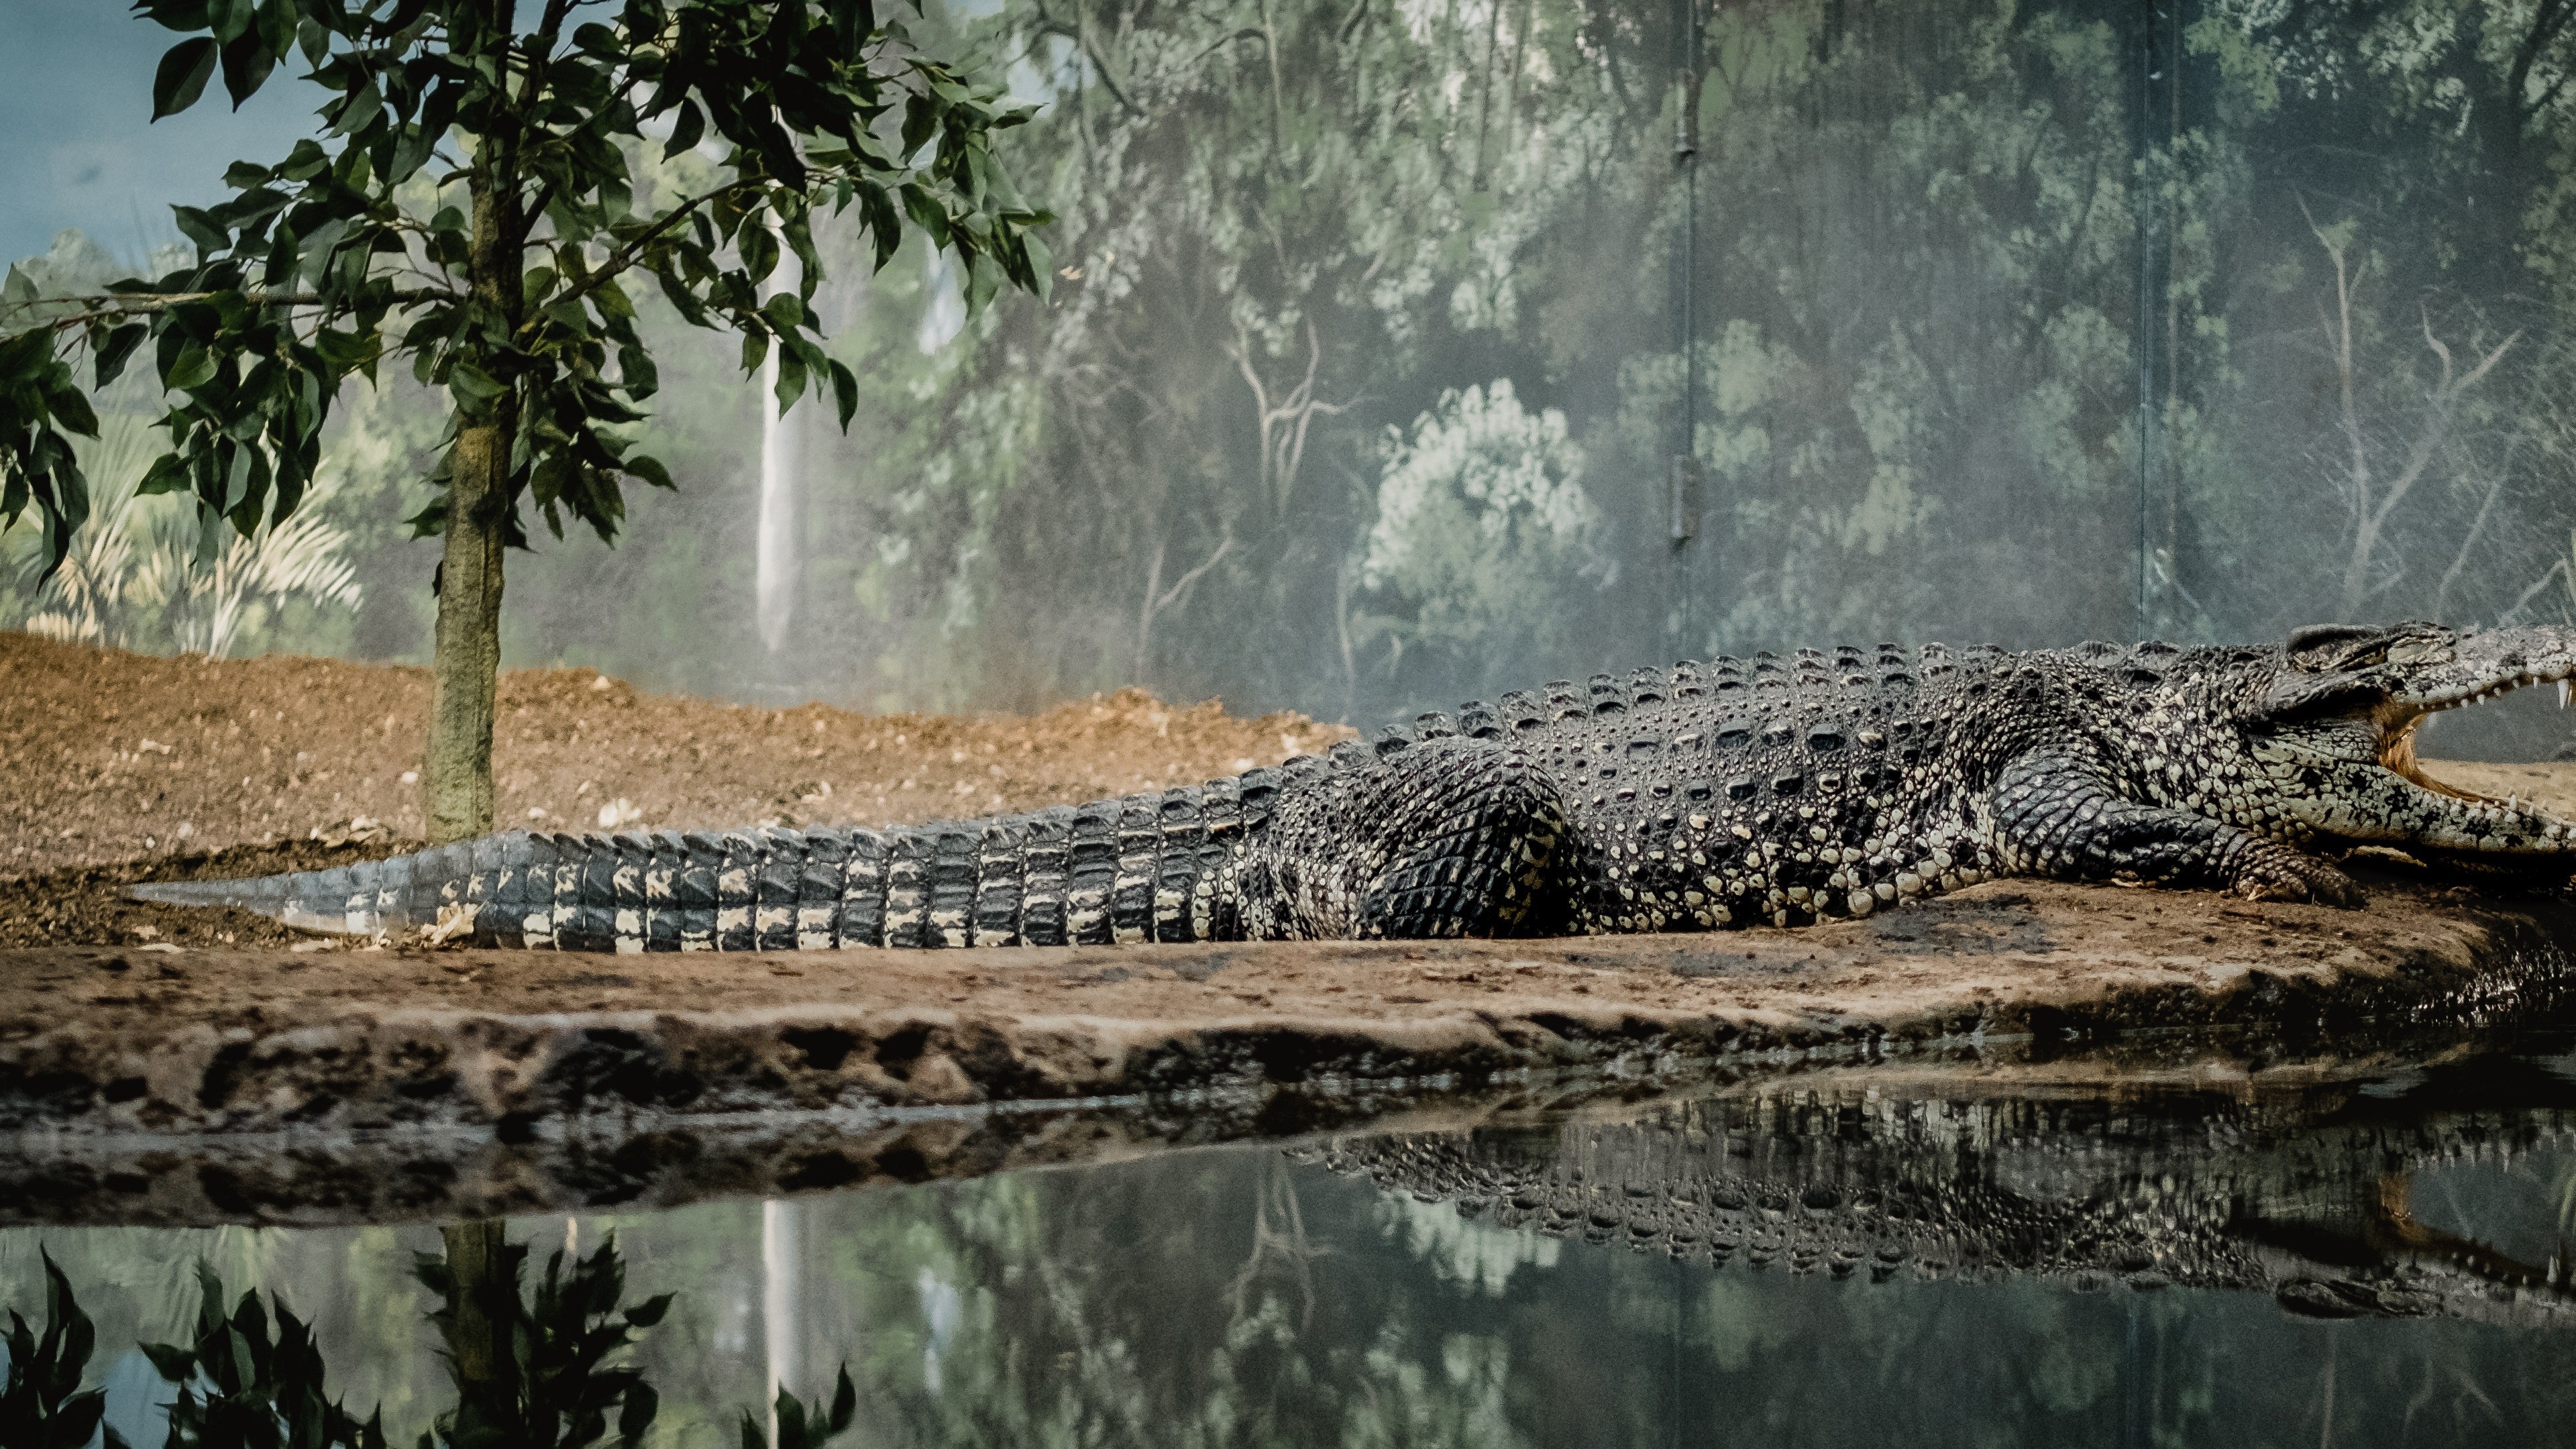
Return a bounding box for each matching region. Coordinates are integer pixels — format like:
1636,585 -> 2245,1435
3,862 -> 2569,1142
0,633 -> 1348,945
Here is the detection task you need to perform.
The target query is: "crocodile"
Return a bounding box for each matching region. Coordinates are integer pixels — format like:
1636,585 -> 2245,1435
1310,1074 -> 2576,1324
131,619 -> 2576,948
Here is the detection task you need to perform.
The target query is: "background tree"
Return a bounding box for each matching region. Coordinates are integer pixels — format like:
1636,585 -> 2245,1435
0,0 -> 1049,843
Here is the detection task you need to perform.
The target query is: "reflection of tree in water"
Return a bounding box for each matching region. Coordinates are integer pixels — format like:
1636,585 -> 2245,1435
1226,1155 -> 1329,1329
3,1223 -> 852,1449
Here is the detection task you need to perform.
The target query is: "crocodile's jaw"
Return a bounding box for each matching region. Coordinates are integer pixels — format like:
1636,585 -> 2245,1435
2249,623 -> 2576,857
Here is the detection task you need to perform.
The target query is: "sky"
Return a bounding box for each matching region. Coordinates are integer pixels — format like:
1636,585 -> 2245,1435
0,0 -> 331,267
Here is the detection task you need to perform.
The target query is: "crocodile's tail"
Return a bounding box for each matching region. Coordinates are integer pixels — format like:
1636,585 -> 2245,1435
126,757 -> 1322,952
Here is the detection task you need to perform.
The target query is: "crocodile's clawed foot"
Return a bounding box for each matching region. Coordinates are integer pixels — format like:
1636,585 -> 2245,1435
2235,854 -> 2367,909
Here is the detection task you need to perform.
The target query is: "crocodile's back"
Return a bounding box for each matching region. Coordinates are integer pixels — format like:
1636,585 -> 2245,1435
1421,645 -> 2002,930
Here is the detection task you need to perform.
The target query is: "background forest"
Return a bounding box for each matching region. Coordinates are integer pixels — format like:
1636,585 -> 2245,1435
11,0 -> 2576,734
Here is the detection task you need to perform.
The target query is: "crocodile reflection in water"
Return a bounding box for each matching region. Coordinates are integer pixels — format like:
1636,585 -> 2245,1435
1309,1073 -> 2576,1324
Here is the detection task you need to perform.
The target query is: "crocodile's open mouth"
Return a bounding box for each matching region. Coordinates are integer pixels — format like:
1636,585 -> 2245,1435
2369,670 -> 2576,853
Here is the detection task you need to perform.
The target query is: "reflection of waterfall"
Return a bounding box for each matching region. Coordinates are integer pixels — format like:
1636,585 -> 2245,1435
755,242 -> 806,656
762,1197 -> 802,1448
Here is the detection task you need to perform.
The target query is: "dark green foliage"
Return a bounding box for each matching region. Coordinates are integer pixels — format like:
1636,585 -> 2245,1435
141,1260 -> 386,1449
741,1368 -> 859,1449
0,0 -> 1049,572
411,1234 -> 671,1449
0,1250 -> 129,1449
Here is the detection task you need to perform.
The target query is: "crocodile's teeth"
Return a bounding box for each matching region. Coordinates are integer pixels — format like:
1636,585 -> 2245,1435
2559,678 -> 2570,709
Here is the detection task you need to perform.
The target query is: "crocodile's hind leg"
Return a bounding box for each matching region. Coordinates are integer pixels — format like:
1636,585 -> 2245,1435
1991,755 -> 2365,906
1232,736 -> 1572,940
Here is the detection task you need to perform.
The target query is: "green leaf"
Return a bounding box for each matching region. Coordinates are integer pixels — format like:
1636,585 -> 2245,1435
963,250 -> 1002,315
619,344 -> 660,398
256,0 -> 297,61
138,452 -> 191,497
619,1380 -> 659,1442
207,0 -> 255,43
446,360 -> 505,405
95,324 -> 150,388
333,80 -> 384,137
166,345 -> 219,391
774,347 -> 808,413
828,1366 -> 857,1431
221,29 -> 276,109
1022,230 -> 1053,302
663,99 -> 706,159
828,358 -> 857,431
402,496 -> 447,537
152,38 -> 221,120
741,226 -> 780,284
46,384 -> 100,439
171,205 -> 229,254
829,0 -> 877,50
623,453 -> 675,490
653,268 -> 713,327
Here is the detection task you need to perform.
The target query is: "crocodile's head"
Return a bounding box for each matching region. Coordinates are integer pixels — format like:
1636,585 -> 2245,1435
2239,621 -> 2576,863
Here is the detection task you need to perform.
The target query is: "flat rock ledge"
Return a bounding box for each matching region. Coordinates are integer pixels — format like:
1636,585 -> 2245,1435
3,870 -> 2569,1129
3,872 -> 2573,1224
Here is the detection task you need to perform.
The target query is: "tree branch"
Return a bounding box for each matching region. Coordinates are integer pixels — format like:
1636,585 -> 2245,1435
1,286 -> 453,336
558,176 -> 768,309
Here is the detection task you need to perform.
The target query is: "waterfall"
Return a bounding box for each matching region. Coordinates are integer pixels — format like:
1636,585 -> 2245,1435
755,239 -> 805,656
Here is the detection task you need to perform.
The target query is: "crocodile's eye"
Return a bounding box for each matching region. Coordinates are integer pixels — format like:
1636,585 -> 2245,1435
2287,623 -> 2387,671
2385,639 -> 2450,665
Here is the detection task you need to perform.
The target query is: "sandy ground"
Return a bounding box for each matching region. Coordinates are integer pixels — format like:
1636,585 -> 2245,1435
0,632 -> 1348,947
0,631 -> 1347,878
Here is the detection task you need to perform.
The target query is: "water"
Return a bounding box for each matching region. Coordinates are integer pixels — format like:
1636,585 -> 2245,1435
8,1028 -> 2576,1448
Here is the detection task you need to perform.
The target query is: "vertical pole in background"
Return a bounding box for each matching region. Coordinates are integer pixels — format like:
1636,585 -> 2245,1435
2133,0 -> 2181,638
1670,0 -> 1704,657
2132,0 -> 2155,637
2159,0 -> 2184,625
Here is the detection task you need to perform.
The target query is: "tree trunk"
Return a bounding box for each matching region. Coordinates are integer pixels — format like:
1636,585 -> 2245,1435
428,426 -> 506,844
439,1219 -> 523,1444
426,123 -> 522,847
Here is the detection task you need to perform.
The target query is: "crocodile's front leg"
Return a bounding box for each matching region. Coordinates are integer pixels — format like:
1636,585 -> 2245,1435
1228,737 -> 1572,939
1990,755 -> 2365,907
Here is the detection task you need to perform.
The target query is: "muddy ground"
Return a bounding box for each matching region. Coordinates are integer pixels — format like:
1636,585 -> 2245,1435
0,632 -> 1348,948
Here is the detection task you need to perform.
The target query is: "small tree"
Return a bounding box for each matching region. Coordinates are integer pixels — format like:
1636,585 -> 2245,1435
0,0 -> 1049,843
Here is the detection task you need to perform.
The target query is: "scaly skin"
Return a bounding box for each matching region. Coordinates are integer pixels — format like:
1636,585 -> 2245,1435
133,621 -> 2576,947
